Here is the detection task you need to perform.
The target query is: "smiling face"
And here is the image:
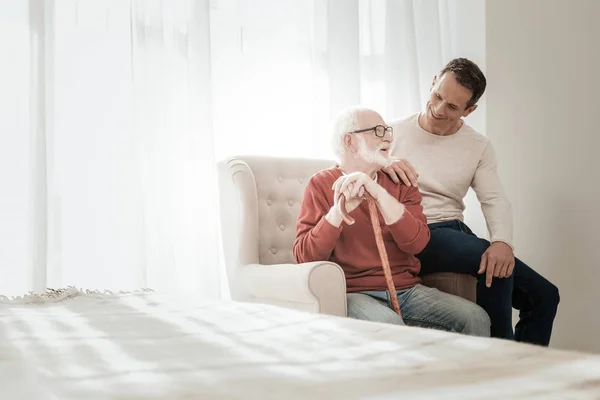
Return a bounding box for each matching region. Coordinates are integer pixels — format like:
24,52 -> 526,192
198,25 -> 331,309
423,72 -> 478,132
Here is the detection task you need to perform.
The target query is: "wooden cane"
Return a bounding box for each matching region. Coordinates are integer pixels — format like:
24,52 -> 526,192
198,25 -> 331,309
338,193 -> 402,317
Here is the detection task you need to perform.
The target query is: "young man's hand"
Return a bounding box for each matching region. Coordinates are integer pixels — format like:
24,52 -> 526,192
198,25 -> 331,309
382,158 -> 419,186
478,242 -> 515,287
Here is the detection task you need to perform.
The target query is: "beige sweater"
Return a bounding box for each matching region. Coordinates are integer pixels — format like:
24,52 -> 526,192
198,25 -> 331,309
390,113 -> 513,248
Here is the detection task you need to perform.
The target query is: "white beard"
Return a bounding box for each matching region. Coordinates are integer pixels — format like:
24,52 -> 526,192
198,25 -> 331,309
356,135 -> 391,167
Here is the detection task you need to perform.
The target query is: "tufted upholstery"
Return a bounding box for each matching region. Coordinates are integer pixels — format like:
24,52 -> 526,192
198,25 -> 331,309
248,156 -> 329,266
216,156 -> 347,316
216,155 -> 476,318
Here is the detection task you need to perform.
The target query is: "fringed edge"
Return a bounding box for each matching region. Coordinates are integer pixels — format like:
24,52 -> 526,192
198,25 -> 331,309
0,286 -> 154,305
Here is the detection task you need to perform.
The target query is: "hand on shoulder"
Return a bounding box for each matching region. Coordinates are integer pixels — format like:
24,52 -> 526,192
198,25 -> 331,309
382,158 -> 419,187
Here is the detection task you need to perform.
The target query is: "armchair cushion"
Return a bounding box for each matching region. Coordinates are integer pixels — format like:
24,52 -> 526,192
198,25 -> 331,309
421,273 -> 477,303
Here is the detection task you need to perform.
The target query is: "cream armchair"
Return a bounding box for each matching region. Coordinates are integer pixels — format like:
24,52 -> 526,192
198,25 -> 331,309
216,155 -> 476,318
217,156 -> 348,317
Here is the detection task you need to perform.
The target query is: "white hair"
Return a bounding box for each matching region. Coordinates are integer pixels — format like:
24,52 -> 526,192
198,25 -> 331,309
330,106 -> 371,159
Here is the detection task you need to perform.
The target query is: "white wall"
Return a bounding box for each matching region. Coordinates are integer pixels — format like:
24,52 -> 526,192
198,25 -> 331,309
486,0 -> 600,353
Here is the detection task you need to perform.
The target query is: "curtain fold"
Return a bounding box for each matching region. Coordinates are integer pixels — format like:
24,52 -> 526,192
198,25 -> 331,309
0,0 -> 485,297
1,1 -> 36,295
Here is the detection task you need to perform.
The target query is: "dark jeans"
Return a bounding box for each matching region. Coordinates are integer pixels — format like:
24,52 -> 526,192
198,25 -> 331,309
416,220 -> 560,346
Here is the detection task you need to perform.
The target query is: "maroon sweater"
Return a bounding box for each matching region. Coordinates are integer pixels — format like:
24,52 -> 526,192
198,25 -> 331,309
293,166 -> 430,292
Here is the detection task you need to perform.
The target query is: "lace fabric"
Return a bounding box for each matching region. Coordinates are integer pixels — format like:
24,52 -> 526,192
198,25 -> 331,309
0,287 -> 154,305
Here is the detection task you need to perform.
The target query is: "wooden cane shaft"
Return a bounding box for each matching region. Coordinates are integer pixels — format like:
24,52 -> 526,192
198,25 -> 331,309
365,194 -> 402,316
338,193 -> 402,316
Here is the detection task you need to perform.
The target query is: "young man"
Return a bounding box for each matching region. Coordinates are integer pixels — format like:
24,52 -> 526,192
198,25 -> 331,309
384,58 -> 559,346
293,106 -> 490,336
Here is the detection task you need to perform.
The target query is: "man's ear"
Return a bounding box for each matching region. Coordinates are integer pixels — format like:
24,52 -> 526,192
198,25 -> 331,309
343,133 -> 355,153
463,104 -> 478,118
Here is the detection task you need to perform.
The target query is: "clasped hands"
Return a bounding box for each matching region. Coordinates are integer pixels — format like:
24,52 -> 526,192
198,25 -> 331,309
326,172 -> 406,228
333,172 -> 382,213
330,158 -> 418,217
326,172 -> 383,227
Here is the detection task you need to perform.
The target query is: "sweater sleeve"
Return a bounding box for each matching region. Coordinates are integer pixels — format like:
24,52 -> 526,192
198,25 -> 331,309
471,140 -> 514,248
292,178 -> 343,264
387,186 -> 431,255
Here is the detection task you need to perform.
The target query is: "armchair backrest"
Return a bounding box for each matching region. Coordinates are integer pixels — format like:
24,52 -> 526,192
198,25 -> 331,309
216,155 -> 335,298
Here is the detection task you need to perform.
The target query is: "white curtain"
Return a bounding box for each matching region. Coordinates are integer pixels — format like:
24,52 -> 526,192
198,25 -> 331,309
210,0 -> 486,160
0,0 -> 485,298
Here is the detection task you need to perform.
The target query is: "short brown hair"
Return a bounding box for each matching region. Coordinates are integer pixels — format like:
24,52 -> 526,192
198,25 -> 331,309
439,58 -> 486,108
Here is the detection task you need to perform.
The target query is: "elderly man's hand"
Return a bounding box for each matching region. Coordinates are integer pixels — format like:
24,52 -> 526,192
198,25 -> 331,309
382,158 -> 419,187
478,242 -> 515,288
332,181 -> 364,214
332,172 -> 382,205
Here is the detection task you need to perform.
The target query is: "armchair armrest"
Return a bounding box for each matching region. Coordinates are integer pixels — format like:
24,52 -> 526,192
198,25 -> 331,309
237,261 -> 347,317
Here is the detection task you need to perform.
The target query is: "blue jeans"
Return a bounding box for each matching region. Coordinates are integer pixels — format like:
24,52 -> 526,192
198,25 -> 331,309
347,284 -> 490,337
417,220 -> 560,346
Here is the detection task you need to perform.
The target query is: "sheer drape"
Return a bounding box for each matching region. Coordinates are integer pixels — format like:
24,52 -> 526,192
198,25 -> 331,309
1,0 -> 221,297
0,0 -> 485,297
210,0 -> 485,160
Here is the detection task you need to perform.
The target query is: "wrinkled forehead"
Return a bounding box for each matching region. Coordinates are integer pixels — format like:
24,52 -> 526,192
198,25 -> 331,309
356,109 -> 385,129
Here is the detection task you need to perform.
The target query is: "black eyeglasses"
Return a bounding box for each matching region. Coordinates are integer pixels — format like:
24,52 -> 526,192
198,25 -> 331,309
351,125 -> 393,138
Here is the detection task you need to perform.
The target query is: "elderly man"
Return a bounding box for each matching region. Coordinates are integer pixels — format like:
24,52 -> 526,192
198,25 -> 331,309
292,106 -> 490,336
384,58 -> 560,346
